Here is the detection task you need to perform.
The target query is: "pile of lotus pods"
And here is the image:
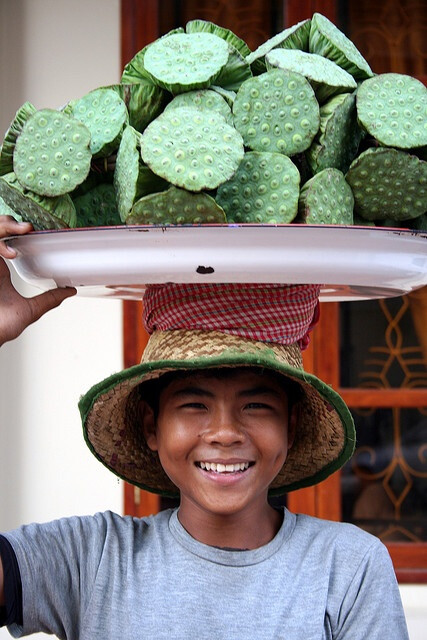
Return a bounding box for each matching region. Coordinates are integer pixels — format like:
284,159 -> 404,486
0,13 -> 426,230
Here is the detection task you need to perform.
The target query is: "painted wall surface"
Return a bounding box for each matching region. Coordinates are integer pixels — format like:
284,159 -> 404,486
0,1 -> 425,639
0,1 -> 122,638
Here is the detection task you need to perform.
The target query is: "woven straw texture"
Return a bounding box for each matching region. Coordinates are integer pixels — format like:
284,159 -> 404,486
82,330 -> 355,496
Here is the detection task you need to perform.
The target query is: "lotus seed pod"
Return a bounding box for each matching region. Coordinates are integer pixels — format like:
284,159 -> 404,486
0,102 -> 37,176
69,88 -> 129,157
143,32 -> 230,94
266,48 -> 357,103
309,13 -> 373,80
0,195 -> 21,221
185,19 -> 252,91
356,74 -> 427,149
121,28 -> 185,84
211,86 -> 236,107
298,168 -> 354,224
126,186 -> 226,225
306,92 -> 364,174
0,172 -> 76,230
246,19 -> 311,75
186,20 -> 251,58
346,147 -> 427,221
74,183 -> 121,227
13,109 -> 91,197
106,83 -> 167,133
165,89 -> 233,124
114,125 -> 168,222
140,106 -> 244,192
216,151 -> 300,223
233,68 -> 320,156
407,213 -> 426,231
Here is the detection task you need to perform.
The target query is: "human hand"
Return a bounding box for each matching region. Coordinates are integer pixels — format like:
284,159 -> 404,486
0,216 -> 76,346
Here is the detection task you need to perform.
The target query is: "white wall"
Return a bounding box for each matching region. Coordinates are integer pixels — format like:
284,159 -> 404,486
0,1 -> 122,637
0,1 -> 425,639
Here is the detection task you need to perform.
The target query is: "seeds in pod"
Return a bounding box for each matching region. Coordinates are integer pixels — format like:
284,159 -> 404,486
233,69 -> 319,156
216,151 -> 300,223
13,109 -> 91,197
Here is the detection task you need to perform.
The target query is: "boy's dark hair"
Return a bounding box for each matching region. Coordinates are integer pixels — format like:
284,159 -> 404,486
140,366 -> 303,421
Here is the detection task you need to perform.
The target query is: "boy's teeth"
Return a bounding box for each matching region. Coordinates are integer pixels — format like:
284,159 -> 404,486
199,461 -> 250,473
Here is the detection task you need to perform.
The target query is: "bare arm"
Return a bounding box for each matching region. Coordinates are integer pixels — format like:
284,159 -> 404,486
0,216 -> 76,346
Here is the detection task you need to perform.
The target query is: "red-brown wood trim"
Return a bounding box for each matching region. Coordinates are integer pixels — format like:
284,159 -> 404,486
389,544 -> 427,583
284,0 -> 337,25
339,388 -> 427,408
121,0 -> 160,66
121,0 -> 162,518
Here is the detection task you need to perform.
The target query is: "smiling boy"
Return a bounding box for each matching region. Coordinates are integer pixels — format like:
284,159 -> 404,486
141,368 -> 298,549
0,218 -> 409,639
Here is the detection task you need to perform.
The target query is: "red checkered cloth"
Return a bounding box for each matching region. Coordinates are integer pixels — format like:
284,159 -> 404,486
143,283 -> 320,350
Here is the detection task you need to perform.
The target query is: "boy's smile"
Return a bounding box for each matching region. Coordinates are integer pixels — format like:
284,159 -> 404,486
141,368 -> 298,549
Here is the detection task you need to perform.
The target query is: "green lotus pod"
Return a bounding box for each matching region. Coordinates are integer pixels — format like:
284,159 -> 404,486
164,89 -> 233,124
407,213 -> 426,231
346,147 -> 427,221
356,74 -> 427,150
0,195 -> 21,221
353,214 -> 375,227
121,28 -> 185,85
74,183 -> 121,227
13,108 -> 91,197
185,19 -> 251,58
143,32 -> 229,94
126,185 -> 226,225
0,102 -> 37,176
0,172 -> 76,230
185,20 -> 252,91
69,88 -> 128,157
140,106 -> 244,192
114,125 -> 168,222
216,151 -> 300,223
211,86 -> 236,107
105,83 -> 167,133
266,48 -> 357,103
306,92 -> 364,174
246,19 -> 311,75
309,13 -> 373,80
213,44 -> 252,92
233,68 -> 320,156
298,168 -> 354,224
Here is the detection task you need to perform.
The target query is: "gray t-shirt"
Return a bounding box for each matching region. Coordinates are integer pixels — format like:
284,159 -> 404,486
3,508 -> 408,639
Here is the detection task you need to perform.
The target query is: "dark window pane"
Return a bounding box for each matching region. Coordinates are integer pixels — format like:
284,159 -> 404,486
340,294 -> 427,389
342,407 -> 427,541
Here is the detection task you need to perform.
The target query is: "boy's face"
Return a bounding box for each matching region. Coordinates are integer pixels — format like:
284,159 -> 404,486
142,369 -> 297,533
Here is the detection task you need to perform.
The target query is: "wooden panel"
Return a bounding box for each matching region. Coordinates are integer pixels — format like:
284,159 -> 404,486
391,544 -> 427,583
284,0 -> 337,24
339,388 -> 427,408
121,0 -> 161,518
121,0 -> 159,64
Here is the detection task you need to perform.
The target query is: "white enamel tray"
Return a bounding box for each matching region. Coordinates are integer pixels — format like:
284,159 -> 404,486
5,224 -> 427,302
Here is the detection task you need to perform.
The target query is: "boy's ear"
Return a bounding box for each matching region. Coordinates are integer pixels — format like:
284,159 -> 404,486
287,402 -> 300,450
139,400 -> 158,451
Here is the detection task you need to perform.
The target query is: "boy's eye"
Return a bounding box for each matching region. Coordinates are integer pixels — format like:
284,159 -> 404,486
245,402 -> 272,410
180,402 -> 207,410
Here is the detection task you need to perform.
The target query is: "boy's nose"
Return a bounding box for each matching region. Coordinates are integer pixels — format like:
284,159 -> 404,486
202,412 -> 245,445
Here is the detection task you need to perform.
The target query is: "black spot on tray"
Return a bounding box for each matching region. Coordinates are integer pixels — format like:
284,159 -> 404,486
196,265 -> 215,274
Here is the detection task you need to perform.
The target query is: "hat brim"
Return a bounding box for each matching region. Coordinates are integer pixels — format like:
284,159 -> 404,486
79,330 -> 355,497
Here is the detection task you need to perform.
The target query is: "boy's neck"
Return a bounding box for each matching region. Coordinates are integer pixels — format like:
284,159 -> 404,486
177,502 -> 284,550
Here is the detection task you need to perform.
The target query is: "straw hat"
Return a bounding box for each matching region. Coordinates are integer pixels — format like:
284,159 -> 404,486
79,283 -> 355,496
